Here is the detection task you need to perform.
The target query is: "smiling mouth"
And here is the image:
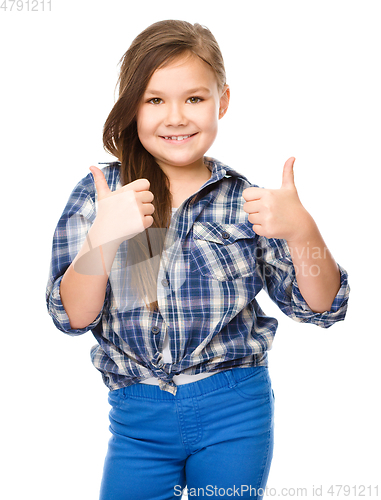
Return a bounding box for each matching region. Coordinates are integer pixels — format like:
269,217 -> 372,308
160,133 -> 197,141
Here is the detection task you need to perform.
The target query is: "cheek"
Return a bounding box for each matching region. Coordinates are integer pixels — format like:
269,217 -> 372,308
203,104 -> 220,128
200,107 -> 219,137
136,111 -> 153,143
136,112 -> 144,139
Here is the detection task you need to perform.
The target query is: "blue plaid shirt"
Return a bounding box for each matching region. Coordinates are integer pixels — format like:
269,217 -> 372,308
46,157 -> 350,395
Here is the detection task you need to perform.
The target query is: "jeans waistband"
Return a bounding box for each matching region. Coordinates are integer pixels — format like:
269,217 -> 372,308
113,366 -> 268,400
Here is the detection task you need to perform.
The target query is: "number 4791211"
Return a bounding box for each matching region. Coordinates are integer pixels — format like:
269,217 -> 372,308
0,0 -> 52,11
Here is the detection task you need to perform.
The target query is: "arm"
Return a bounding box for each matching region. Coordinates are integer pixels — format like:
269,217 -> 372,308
243,157 -> 342,313
286,218 -> 340,313
49,166 -> 154,331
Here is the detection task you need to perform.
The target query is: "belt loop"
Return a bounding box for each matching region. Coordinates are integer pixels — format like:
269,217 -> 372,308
222,368 -> 237,388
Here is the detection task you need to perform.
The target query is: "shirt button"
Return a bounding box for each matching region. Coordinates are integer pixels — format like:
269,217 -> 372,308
151,326 -> 160,335
221,231 -> 230,239
161,279 -> 169,287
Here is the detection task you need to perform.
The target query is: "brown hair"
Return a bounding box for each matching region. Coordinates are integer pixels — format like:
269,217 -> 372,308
103,20 -> 226,311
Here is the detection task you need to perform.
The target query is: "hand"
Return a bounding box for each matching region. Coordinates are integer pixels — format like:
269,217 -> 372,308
242,157 -> 314,242
88,166 -> 155,247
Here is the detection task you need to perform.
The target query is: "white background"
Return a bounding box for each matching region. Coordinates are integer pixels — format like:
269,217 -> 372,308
1,0 -> 380,498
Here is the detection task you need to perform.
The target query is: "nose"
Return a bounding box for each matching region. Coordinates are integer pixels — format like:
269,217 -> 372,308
164,103 -> 187,127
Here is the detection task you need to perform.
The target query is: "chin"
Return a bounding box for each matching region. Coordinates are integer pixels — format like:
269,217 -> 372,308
159,154 -> 204,168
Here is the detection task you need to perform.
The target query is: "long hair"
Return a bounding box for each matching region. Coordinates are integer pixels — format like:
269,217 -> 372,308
103,20 -> 226,311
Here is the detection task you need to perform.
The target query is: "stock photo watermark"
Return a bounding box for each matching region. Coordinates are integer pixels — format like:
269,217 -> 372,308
175,484 -> 380,497
0,0 -> 51,11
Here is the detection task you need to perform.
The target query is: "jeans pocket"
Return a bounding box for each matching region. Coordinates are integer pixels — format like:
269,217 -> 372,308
231,367 -> 272,401
108,387 -> 128,410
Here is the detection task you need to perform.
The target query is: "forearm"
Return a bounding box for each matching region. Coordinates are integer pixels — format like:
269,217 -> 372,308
60,262 -> 110,330
287,220 -> 341,313
60,225 -> 122,329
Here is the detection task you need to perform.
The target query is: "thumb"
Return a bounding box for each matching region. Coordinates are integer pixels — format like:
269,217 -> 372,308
281,157 -> 296,189
89,166 -> 111,200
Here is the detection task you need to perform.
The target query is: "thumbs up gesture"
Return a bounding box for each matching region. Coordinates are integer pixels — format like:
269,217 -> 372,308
88,166 -> 155,248
72,166 -> 155,275
242,158 -> 313,242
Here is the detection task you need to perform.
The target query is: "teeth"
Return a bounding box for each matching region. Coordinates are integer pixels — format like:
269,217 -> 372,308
164,135 -> 192,141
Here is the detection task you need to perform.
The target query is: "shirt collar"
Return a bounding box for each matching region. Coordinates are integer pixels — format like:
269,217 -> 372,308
99,157 -> 252,190
204,156 -> 252,186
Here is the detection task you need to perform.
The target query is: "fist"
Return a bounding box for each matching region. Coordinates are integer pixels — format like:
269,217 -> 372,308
242,157 -> 312,242
88,165 -> 155,247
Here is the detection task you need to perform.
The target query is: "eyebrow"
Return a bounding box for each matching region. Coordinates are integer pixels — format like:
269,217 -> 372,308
144,87 -> 211,96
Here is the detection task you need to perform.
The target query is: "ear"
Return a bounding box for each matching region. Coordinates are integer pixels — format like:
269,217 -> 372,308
218,84 -> 230,119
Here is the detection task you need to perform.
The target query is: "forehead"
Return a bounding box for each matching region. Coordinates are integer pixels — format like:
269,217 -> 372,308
146,54 -> 218,91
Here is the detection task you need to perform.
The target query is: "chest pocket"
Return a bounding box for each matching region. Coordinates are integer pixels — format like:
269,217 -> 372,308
191,222 -> 256,281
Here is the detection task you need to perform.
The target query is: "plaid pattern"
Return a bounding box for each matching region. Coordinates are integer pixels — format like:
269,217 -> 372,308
46,157 -> 350,395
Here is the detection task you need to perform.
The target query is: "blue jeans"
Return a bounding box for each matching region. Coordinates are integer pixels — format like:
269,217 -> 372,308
99,366 -> 274,500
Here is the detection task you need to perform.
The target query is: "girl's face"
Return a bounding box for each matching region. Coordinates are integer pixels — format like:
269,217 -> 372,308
136,54 -> 229,176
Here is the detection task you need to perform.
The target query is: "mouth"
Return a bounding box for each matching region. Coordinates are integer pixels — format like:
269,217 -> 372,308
160,133 -> 198,143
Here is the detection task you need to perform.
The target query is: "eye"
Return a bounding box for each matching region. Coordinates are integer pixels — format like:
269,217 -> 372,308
148,98 -> 163,105
187,96 -> 203,104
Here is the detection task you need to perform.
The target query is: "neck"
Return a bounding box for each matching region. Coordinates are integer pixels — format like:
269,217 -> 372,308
159,157 -> 210,184
161,158 -> 212,209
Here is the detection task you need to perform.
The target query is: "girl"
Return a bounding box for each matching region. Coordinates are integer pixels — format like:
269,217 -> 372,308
46,20 -> 349,500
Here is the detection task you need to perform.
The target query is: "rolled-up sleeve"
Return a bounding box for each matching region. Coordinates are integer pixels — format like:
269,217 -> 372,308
257,236 -> 350,328
45,172 -> 110,336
